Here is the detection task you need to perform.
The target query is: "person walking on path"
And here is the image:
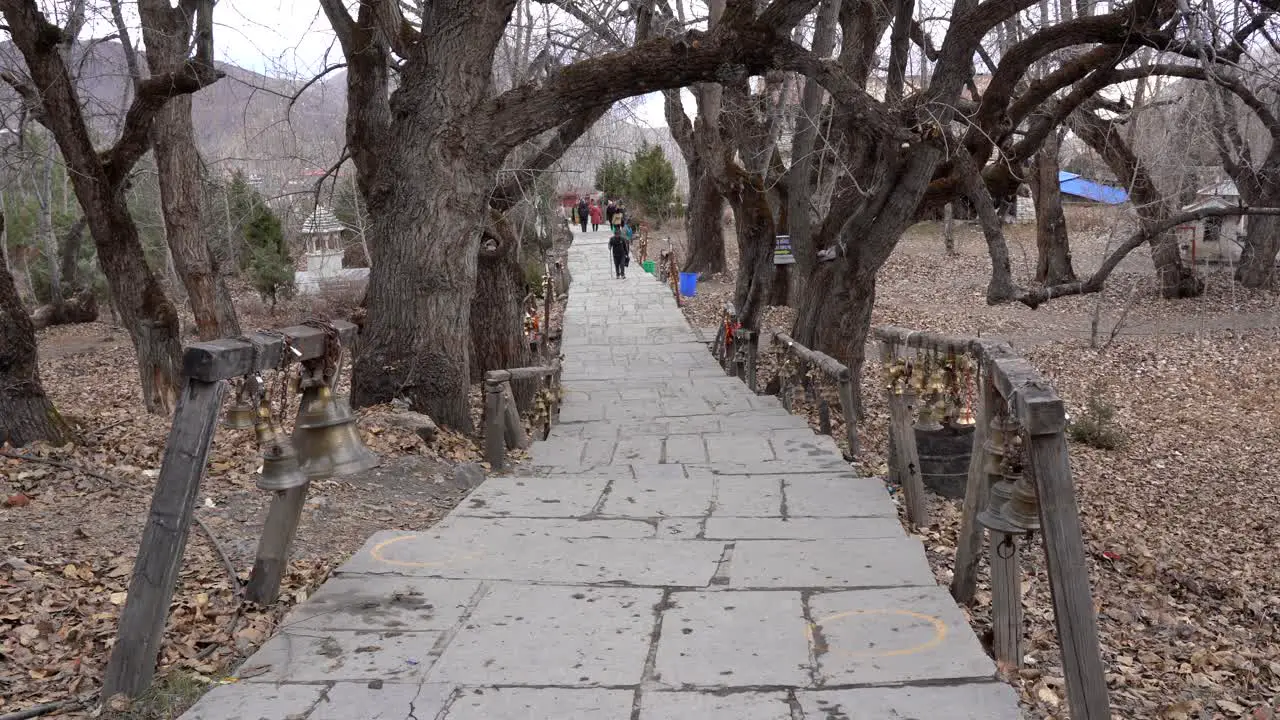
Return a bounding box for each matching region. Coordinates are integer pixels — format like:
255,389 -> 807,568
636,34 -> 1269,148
608,230 -> 629,279
577,197 -> 589,233
605,201 -> 617,232
589,200 -> 602,232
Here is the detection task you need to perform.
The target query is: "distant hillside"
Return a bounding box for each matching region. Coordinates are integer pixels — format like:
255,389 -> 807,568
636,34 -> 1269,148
0,39 -> 346,188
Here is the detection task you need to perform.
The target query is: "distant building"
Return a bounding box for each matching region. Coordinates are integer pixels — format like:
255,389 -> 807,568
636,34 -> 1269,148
1176,181 -> 1245,264
294,206 -> 369,296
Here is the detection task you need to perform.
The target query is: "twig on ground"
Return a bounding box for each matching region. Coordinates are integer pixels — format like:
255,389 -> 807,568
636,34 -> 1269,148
194,513 -> 243,592
196,605 -> 244,660
0,450 -> 115,485
0,698 -> 85,720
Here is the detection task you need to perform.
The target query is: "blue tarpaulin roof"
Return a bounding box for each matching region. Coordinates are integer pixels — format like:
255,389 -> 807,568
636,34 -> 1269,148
1058,171 -> 1128,205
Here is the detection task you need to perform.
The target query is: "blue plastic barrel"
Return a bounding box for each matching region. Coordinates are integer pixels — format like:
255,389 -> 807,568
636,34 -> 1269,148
678,272 -> 698,297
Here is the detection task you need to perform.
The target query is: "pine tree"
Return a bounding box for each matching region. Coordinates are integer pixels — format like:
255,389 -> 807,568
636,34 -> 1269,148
243,202 -> 294,306
594,155 -> 631,200
627,143 -> 677,228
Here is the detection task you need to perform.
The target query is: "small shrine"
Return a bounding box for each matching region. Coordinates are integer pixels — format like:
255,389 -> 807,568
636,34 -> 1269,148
294,205 -> 369,295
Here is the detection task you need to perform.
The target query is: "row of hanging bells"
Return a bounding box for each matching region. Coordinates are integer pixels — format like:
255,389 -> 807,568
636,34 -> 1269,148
224,375 -> 379,491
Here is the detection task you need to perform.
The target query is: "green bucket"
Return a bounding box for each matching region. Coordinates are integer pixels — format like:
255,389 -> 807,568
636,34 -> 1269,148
642,260 -> 656,274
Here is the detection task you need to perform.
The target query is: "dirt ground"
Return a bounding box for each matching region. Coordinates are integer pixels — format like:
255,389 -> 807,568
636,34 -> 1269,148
0,232 -> 571,718
674,207 -> 1280,720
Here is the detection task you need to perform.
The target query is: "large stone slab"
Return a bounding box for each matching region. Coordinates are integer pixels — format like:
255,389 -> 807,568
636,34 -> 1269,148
280,577 -> 481,631
796,683 -> 1022,719
655,591 -> 810,687
310,682 -> 454,719
443,688 -> 635,719
456,476 -> 609,517
431,516 -> 656,540
712,476 -> 783,517
809,586 -> 998,685
705,433 -> 775,464
663,434 -> 708,464
702,517 -> 904,540
729,538 -> 935,588
600,475 -> 715,518
341,532 -> 725,585
237,629 -> 441,683
640,691 -> 793,720
429,585 -> 659,685
783,474 -> 898,517
181,682 -> 323,719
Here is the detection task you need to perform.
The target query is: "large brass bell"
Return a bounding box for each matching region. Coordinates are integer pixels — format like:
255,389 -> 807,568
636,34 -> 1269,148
293,383 -> 379,479
253,402 -> 309,491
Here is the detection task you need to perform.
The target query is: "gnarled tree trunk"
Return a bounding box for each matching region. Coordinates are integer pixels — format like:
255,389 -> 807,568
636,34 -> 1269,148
1031,132 -> 1076,284
727,170 -> 777,331
354,145 -> 497,428
683,161 -> 726,274
1233,153 -> 1280,289
471,211 -> 533,407
1,215 -> 70,447
792,263 -> 876,417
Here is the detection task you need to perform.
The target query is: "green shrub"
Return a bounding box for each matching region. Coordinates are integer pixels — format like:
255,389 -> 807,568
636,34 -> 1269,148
1067,382 -> 1127,450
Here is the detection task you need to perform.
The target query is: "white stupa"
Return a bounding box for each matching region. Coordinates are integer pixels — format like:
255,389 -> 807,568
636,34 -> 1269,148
294,205 -> 369,295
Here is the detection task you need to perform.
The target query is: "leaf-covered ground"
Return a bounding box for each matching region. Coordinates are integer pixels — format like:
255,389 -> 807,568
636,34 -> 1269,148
676,208 -> 1280,719
0,258 -> 571,717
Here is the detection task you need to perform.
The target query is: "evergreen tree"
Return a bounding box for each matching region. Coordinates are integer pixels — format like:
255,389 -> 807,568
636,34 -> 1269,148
594,155 -> 630,200
627,143 -> 677,228
243,201 -> 294,306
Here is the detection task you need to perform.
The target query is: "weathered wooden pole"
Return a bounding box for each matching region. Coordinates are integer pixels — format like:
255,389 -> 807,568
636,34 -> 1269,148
102,379 -> 226,698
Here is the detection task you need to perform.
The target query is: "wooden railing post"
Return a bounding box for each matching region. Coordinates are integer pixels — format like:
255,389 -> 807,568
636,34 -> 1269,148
951,371 -> 996,604
880,341 -> 927,528
988,529 -> 1023,670
836,368 -> 859,456
1026,428 -> 1111,719
103,378 -> 226,698
484,376 -> 506,471
245,486 -> 309,605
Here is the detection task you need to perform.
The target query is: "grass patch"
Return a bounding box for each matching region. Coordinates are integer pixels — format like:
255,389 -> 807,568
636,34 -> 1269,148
102,671 -> 212,720
1068,382 -> 1127,450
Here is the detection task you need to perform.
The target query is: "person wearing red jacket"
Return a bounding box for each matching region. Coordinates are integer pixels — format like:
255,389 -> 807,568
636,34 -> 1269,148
588,201 -> 603,231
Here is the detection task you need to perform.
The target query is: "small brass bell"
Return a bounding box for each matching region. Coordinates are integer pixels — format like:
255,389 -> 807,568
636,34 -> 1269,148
293,383 -> 379,479
252,403 -> 308,491
223,400 -> 256,429
977,479 -> 1022,533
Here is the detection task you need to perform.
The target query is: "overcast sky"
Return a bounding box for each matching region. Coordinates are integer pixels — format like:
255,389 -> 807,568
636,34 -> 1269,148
213,0 -> 672,128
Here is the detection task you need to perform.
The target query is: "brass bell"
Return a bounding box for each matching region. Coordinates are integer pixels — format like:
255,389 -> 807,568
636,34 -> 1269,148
977,479 -> 1021,533
251,403 -> 308,491
1002,474 -> 1042,531
292,383 -> 379,479
223,400 -> 257,429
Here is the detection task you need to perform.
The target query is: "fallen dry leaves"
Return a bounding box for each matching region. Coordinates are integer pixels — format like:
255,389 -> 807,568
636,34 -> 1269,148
0,317 -> 490,716
681,208 -> 1280,719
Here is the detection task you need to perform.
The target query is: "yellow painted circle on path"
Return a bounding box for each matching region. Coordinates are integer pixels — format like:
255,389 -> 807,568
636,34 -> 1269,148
806,608 -> 948,658
369,533 -> 482,569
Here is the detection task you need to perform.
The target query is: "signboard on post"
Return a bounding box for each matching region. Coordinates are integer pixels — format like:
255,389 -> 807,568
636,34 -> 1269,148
774,235 -> 795,265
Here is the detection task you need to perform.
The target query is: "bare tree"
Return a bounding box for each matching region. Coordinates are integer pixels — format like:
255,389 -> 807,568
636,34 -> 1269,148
123,0 -> 240,339
0,0 -> 222,412
0,211 -> 70,446
320,0 -> 820,429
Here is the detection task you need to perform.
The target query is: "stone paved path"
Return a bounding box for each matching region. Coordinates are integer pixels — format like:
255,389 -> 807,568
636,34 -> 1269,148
183,229 -> 1021,719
